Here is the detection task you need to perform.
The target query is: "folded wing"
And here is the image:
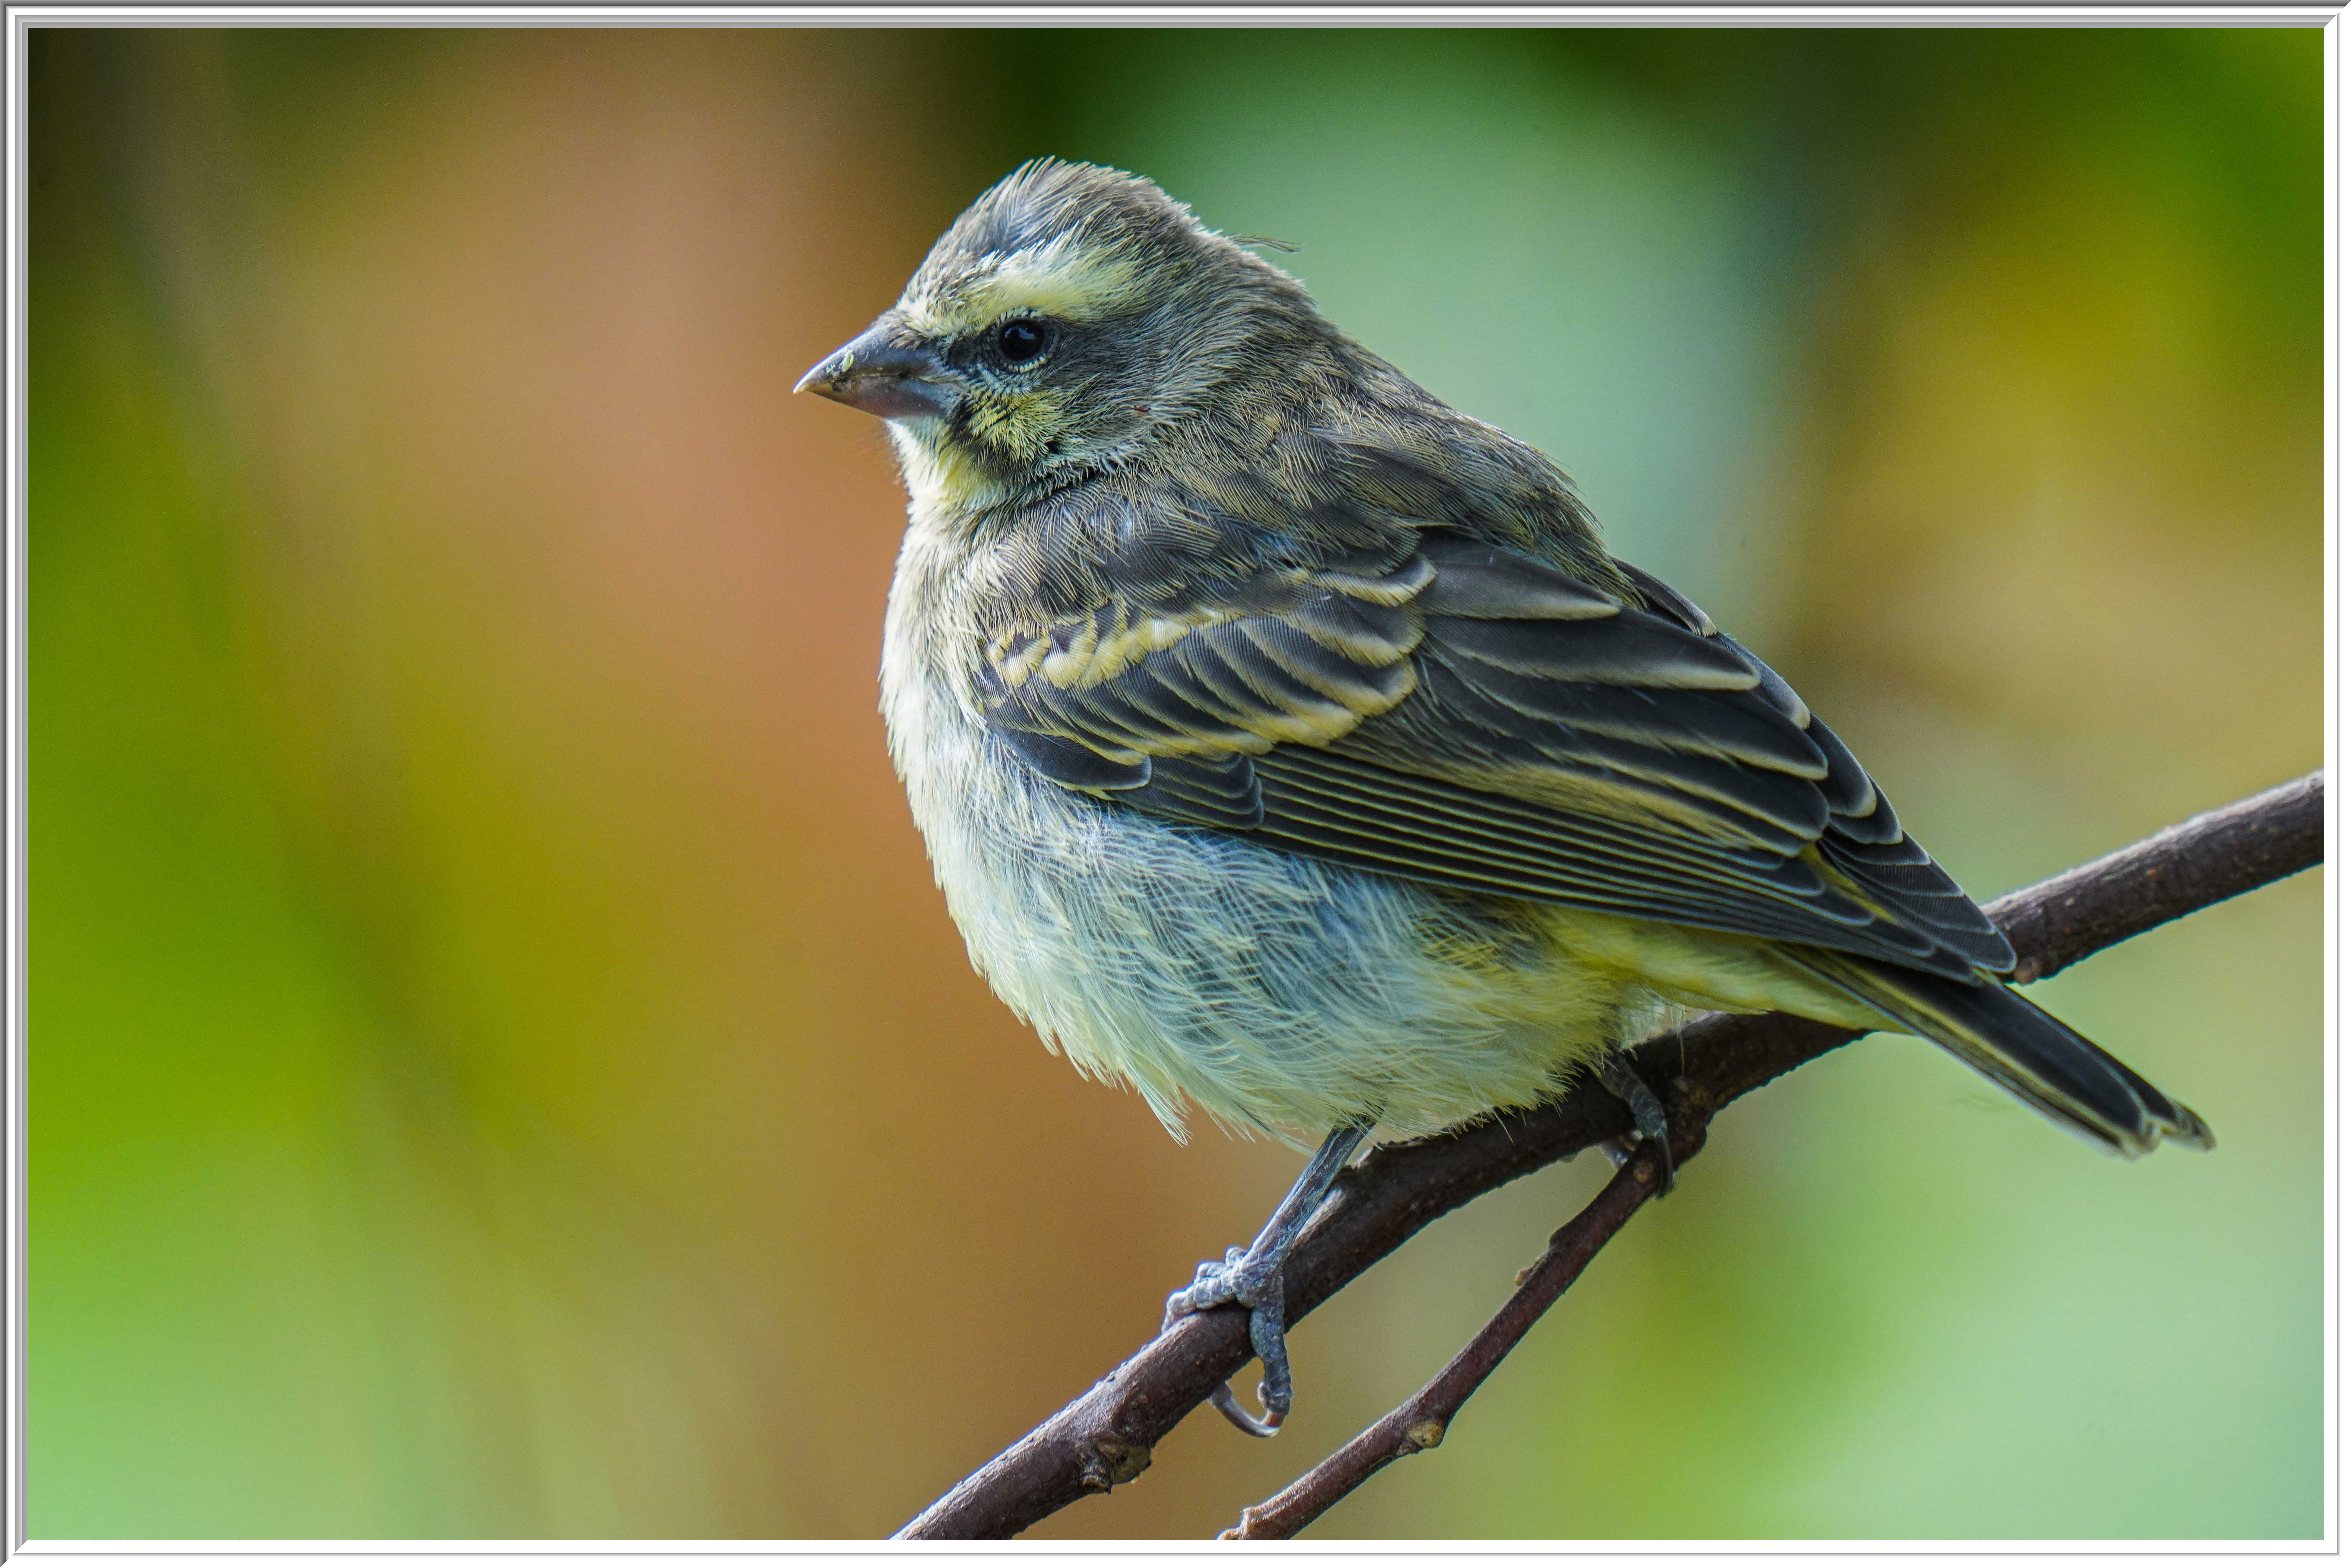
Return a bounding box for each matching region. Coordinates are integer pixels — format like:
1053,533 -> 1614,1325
977,530 -> 2014,983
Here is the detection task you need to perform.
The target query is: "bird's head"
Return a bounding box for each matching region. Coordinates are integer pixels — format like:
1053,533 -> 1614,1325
797,159 -> 1319,510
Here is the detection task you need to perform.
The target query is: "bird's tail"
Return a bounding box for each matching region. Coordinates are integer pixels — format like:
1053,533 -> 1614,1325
1795,952 -> 2215,1157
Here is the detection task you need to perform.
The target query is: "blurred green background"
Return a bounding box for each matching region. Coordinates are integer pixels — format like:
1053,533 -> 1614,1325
30,25 -> 2321,1541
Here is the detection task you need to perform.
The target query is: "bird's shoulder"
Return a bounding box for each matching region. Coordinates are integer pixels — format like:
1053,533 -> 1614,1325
963,364 -> 1620,632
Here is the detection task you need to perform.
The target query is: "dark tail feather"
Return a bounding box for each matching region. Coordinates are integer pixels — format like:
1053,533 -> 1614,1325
1799,954 -> 2215,1157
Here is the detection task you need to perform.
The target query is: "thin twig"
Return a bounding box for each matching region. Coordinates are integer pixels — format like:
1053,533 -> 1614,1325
893,770 -> 2323,1541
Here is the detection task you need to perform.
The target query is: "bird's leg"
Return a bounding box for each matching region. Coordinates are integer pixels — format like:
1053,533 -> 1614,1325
1164,1121 -> 1369,1437
1595,1051 -> 1675,1192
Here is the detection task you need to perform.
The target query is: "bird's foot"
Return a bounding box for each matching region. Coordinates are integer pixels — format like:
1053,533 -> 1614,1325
1164,1248 -> 1292,1437
1160,1122 -> 1367,1439
1596,1051 -> 1676,1193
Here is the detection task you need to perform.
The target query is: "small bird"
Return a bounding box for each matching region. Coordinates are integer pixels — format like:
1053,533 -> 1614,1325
798,159 -> 2212,1437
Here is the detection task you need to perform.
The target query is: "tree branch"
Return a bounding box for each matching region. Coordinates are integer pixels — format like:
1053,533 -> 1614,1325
894,770 -> 2324,1541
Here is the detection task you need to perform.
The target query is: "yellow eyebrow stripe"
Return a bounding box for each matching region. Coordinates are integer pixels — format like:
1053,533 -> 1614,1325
903,234 -> 1142,334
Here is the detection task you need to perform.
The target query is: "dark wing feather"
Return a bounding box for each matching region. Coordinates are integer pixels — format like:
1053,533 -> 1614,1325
977,528 -> 2013,981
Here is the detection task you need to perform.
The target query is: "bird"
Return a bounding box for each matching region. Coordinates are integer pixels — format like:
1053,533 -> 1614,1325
796,158 -> 2213,1438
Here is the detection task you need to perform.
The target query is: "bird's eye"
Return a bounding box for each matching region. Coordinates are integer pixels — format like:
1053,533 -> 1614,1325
996,318 -> 1050,365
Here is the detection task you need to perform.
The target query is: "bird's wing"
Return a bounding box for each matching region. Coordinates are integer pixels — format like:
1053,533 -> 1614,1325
976,530 -> 2013,982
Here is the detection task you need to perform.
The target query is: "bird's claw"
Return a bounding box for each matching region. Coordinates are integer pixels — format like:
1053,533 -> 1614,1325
1603,1133 -> 1675,1192
1162,1253 -> 1292,1437
1162,1247 -> 1261,1329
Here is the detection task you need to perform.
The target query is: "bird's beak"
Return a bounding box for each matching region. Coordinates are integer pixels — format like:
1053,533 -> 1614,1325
795,324 -> 962,421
